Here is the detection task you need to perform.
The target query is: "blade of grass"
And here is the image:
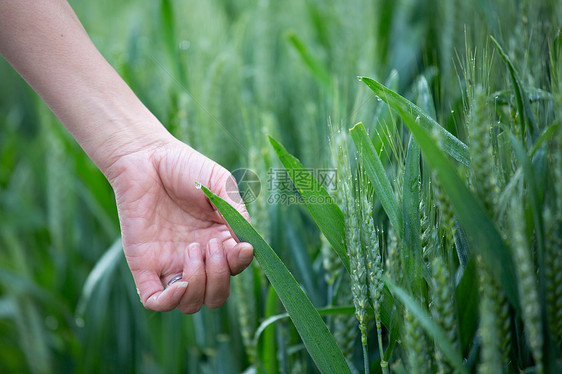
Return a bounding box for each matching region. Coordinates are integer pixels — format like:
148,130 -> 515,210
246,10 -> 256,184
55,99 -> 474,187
268,136 -> 349,273
76,238 -> 123,319
402,134 -> 422,294
160,0 -> 187,85
284,212 -> 321,305
200,184 -> 351,374
491,88 -> 553,106
2,230 -> 52,374
286,31 -> 332,91
369,70 -> 400,165
359,77 -> 470,166
530,121 -> 561,156
257,285 -> 279,374
253,305 -> 357,350
490,36 -> 538,140
415,75 -> 435,207
456,257 -> 479,355
508,132 -> 545,275
362,77 -> 521,314
349,122 -> 402,237
384,276 -> 469,374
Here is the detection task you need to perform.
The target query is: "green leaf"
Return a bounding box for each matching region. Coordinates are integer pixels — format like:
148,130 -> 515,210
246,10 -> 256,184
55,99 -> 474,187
384,276 -> 469,374
369,70 -> 400,165
268,136 -> 349,273
491,88 -> 553,106
350,122 -> 402,237
159,0 -> 186,85
359,77 -> 470,166
200,185 -> 351,374
285,211 -> 321,305
76,238 -> 123,319
415,75 -> 437,119
287,31 -> 331,91
359,77 -> 520,314
508,132 -> 545,271
402,135 -> 422,294
257,285 -> 279,374
490,36 -> 538,140
254,305 -> 357,350
531,121 -> 561,157
456,258 -> 479,355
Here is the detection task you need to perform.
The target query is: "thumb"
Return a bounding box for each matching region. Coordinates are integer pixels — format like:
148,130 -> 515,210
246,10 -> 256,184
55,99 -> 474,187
134,270 -> 188,312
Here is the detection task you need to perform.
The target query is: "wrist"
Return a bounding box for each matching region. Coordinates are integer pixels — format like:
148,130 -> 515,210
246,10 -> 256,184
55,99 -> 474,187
63,70 -> 176,180
89,115 -> 173,175
91,115 -> 177,184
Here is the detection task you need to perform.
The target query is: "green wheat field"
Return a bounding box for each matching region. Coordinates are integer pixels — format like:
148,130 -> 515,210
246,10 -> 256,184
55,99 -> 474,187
1,0 -> 561,373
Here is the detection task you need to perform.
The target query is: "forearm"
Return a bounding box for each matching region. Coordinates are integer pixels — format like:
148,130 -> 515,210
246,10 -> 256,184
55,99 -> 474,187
0,0 -> 171,175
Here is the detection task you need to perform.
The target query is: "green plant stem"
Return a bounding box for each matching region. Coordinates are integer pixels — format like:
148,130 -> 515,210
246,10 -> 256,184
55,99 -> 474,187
362,340 -> 369,374
377,324 -> 389,374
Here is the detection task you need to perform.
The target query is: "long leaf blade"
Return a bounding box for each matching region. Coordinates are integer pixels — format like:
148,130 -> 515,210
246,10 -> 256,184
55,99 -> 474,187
456,258 -> 479,354
268,136 -> 350,272
490,36 -> 538,139
384,276 -> 469,374
402,135 -> 422,293
286,31 -> 332,91
359,77 -> 470,166
258,285 -> 279,374
350,122 -> 402,237
200,184 -> 351,374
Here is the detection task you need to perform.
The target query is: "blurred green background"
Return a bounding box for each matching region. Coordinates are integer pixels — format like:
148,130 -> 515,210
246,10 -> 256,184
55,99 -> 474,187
0,0 -> 559,373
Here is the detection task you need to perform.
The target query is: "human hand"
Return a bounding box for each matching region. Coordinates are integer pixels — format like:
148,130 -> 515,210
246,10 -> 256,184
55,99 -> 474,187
0,0 -> 253,315
106,136 -> 254,314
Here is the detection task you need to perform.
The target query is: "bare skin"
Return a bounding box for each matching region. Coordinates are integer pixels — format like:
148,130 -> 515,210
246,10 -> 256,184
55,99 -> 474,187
0,0 -> 254,313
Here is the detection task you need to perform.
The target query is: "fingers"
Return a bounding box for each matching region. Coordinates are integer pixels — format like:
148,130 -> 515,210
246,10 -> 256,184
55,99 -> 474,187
135,238 -> 251,315
203,238 -> 231,308
177,243 -> 207,314
223,238 -> 254,276
137,271 -> 188,312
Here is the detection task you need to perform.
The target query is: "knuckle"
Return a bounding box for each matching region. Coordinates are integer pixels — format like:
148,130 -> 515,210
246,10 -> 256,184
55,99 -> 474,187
179,303 -> 202,315
187,268 -> 206,283
205,290 -> 230,309
209,266 -> 230,279
205,299 -> 226,309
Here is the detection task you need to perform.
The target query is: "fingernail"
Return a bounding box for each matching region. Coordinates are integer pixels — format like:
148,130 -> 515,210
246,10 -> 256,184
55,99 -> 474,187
209,238 -> 222,256
175,281 -> 188,289
239,245 -> 254,263
187,243 -> 199,259
173,281 -> 189,298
